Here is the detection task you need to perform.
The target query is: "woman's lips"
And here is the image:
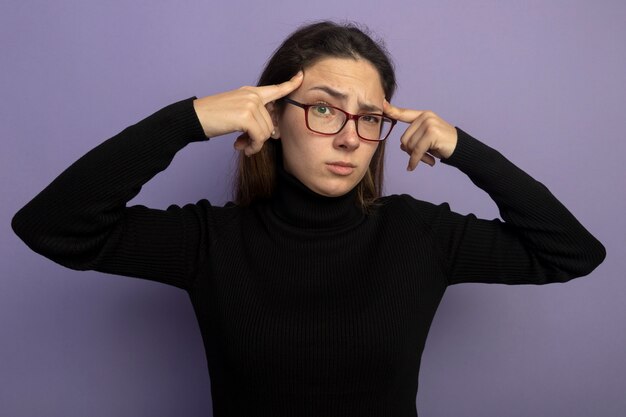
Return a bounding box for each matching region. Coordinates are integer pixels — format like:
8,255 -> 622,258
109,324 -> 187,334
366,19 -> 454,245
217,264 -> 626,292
326,162 -> 355,176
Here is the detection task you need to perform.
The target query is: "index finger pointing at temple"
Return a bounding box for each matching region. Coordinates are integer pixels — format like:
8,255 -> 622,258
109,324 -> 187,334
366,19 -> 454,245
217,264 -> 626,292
258,71 -> 304,103
383,100 -> 424,123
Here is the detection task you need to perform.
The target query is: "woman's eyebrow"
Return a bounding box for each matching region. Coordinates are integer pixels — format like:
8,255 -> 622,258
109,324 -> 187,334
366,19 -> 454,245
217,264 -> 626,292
308,85 -> 382,113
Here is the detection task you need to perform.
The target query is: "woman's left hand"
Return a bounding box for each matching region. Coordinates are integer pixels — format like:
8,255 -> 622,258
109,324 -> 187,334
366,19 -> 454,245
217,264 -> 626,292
383,101 -> 458,171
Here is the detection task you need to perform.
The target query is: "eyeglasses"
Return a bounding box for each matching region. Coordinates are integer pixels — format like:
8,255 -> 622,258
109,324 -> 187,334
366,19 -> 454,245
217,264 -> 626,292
282,98 -> 397,142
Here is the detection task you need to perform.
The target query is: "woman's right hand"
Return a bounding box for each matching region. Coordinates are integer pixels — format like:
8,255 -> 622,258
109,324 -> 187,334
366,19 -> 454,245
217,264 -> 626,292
193,71 -> 303,156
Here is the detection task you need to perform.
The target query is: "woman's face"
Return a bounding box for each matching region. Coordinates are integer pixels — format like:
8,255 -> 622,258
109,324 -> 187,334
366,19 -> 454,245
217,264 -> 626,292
272,57 -> 385,197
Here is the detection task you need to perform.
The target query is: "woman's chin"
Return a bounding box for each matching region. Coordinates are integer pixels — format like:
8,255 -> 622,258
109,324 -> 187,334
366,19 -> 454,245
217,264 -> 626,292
308,179 -> 356,198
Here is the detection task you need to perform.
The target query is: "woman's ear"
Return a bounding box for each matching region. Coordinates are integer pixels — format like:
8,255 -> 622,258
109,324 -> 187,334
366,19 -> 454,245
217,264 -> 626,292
265,102 -> 281,139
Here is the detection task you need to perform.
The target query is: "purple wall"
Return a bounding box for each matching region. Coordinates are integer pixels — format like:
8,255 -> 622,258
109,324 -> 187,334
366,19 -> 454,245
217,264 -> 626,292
1,1 -> 624,416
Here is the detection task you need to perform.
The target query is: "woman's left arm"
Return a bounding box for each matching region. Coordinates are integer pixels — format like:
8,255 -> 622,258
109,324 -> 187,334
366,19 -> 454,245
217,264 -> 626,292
385,102 -> 606,285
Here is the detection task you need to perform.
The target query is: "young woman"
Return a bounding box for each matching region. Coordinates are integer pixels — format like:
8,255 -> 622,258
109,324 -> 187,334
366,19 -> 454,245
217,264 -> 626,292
12,21 -> 605,417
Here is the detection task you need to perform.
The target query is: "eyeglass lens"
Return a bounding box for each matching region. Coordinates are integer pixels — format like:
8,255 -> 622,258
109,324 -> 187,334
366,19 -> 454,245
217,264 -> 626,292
307,105 -> 392,141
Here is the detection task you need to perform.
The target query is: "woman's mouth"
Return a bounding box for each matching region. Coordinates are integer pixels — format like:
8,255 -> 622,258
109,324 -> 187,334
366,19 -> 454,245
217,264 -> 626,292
326,162 -> 355,176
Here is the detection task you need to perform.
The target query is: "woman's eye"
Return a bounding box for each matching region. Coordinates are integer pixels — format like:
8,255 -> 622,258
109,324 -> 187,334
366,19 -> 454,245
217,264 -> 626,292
361,115 -> 382,125
313,105 -> 331,115
311,104 -> 337,117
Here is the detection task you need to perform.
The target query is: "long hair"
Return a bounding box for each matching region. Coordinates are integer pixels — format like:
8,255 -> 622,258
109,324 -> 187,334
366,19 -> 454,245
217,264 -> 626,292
235,21 -> 397,211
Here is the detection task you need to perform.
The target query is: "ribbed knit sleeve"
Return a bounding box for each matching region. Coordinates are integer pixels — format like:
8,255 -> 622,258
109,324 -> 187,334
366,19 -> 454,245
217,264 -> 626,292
411,127 -> 605,285
11,97 -> 210,290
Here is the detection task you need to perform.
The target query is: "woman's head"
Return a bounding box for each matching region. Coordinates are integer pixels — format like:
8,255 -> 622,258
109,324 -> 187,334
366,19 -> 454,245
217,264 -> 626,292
235,21 -> 397,209
258,21 -> 396,103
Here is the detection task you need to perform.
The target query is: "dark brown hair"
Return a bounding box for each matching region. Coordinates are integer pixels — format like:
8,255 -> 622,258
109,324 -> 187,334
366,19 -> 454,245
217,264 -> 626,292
235,21 -> 397,210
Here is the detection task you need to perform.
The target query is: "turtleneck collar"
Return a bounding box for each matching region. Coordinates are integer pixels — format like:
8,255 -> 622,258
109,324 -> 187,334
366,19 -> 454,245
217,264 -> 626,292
270,164 -> 365,230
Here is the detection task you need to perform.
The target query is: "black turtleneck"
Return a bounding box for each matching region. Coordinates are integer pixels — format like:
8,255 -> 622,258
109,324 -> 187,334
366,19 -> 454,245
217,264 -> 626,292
12,97 -> 605,417
270,164 -> 364,230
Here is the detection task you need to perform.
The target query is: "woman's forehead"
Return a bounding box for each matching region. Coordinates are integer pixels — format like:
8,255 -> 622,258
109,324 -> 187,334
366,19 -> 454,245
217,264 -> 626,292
299,57 -> 385,103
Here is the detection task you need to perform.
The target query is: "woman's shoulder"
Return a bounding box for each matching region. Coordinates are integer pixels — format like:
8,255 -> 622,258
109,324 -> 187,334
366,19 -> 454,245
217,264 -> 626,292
172,198 -> 244,227
374,194 -> 453,225
377,193 -> 450,211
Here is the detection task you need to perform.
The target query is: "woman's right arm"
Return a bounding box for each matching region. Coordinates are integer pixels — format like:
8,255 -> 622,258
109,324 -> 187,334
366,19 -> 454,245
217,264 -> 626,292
12,98 -> 211,290
12,74 -> 303,290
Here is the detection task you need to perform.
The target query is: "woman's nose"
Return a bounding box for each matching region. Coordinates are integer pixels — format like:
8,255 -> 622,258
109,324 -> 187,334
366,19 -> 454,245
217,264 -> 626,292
333,119 -> 360,150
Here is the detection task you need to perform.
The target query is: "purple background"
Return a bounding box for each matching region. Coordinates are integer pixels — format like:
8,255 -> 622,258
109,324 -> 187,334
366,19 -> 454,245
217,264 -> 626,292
1,1 -> 624,416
